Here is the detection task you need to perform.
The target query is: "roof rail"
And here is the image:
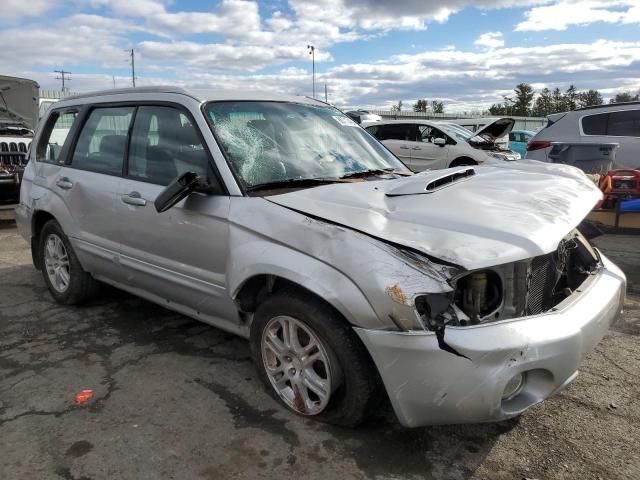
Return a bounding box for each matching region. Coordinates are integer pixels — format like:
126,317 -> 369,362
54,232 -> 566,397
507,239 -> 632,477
61,86 -> 193,101
576,100 -> 640,111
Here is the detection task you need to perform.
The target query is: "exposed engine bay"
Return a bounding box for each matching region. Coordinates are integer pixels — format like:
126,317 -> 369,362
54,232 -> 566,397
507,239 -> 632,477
416,229 -> 601,331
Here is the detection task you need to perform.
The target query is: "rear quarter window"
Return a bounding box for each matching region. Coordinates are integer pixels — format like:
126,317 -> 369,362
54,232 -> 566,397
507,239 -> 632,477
608,110 -> 640,137
581,113 -> 608,135
36,110 -> 79,163
581,109 -> 640,137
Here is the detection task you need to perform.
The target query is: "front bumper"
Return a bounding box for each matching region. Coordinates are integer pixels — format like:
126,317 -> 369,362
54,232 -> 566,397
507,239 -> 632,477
356,254 -> 626,427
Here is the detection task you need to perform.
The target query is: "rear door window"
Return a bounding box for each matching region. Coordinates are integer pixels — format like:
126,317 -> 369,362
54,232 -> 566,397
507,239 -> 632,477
607,110 -> 640,137
378,124 -> 416,141
36,110 -> 78,163
71,107 -> 134,175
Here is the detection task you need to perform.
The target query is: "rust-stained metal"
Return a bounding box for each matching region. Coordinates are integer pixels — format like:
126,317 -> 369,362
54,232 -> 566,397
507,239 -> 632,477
386,283 -> 409,305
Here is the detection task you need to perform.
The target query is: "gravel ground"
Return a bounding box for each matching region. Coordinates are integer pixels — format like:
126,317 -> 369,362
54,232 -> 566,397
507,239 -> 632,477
0,223 -> 638,480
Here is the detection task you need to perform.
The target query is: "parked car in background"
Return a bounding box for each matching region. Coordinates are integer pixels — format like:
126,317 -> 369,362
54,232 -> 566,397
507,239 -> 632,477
525,102 -> 640,169
0,75 -> 38,203
509,129 -> 535,157
364,119 -> 519,171
17,87 -> 625,428
345,110 -> 382,124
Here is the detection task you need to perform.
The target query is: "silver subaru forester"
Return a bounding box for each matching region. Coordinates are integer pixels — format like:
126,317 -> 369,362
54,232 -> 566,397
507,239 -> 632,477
16,87 -> 626,427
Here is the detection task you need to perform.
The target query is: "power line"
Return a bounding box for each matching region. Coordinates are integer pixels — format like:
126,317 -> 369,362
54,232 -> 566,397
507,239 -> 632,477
54,69 -> 71,92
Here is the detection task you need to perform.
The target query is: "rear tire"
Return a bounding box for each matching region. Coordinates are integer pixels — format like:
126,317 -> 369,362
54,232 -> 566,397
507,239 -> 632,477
38,220 -> 98,305
250,288 -> 381,427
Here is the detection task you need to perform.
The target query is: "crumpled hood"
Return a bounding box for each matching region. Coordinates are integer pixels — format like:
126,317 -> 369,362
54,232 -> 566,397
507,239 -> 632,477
0,76 -> 39,131
267,162 -> 602,270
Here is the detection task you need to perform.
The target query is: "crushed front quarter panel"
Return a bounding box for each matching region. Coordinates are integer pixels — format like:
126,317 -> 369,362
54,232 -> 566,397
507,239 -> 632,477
355,254 -> 626,427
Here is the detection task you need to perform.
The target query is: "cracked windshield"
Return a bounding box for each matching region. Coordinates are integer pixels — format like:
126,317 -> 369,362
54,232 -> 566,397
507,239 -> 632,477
205,101 -> 410,190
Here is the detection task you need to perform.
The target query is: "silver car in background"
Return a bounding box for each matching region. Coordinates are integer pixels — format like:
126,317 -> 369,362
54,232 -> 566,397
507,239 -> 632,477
16,87 -> 625,427
525,101 -> 640,169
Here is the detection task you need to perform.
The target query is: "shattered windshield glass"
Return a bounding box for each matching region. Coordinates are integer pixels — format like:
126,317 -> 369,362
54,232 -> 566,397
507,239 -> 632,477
204,101 -> 410,188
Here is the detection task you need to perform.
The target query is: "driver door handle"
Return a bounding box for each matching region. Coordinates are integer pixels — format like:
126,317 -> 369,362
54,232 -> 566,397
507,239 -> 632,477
399,145 -> 410,150
411,147 -> 422,150
56,177 -> 73,190
121,191 -> 147,206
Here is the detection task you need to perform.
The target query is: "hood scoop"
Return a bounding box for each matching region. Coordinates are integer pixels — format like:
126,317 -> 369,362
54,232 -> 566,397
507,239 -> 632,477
386,167 -> 475,197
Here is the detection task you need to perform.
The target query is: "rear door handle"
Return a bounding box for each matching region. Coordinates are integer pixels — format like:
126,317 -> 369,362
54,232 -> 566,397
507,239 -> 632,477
121,192 -> 147,206
56,177 -> 73,190
411,147 -> 421,150
399,146 -> 410,150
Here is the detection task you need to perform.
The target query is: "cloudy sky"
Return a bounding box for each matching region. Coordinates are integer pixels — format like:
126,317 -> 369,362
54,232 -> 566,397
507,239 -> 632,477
2,0 -> 640,112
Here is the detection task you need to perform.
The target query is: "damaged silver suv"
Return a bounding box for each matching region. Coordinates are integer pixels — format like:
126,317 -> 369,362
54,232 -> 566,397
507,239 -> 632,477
16,87 -> 626,427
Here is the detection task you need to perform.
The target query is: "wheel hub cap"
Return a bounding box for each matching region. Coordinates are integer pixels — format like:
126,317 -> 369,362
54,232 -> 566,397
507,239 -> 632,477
261,315 -> 332,415
44,234 -> 70,293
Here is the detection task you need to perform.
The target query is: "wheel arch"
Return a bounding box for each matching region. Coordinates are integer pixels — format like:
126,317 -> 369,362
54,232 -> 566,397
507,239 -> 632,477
229,252 -> 385,330
30,210 -> 58,270
449,156 -> 477,168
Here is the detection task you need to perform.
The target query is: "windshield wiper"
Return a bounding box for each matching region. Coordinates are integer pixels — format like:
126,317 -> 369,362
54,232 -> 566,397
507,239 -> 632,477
245,177 -> 341,193
339,168 -> 405,179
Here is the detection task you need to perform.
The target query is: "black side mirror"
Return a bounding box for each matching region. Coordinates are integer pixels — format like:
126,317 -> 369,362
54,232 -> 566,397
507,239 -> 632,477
154,172 -> 202,213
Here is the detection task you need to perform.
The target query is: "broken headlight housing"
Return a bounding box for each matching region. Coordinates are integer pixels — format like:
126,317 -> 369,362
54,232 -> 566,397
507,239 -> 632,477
415,269 -> 504,329
415,229 -> 601,331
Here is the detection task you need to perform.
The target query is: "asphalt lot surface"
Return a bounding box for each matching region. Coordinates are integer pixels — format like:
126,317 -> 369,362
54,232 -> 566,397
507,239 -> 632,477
0,222 -> 638,480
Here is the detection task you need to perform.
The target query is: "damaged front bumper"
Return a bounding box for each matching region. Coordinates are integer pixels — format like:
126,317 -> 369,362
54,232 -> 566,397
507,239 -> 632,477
355,253 -> 626,427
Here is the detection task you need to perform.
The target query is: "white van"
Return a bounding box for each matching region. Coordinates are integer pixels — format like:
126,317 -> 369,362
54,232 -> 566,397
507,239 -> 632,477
364,119 -> 519,171
525,102 -> 640,169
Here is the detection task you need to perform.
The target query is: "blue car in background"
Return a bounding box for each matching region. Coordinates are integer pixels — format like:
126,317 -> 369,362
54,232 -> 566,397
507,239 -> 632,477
509,129 -> 535,157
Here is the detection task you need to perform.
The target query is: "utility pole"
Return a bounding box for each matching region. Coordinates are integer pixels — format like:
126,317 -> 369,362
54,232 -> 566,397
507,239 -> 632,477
54,69 -> 71,93
112,75 -> 116,88
307,45 -> 315,98
129,49 -> 136,87
324,83 -> 328,103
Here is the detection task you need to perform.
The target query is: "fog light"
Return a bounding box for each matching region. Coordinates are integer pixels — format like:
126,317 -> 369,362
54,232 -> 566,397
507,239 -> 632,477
502,373 -> 525,400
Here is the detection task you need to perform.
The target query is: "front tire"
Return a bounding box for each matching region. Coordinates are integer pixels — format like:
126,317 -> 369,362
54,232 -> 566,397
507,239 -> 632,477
250,289 -> 380,426
39,220 -> 98,305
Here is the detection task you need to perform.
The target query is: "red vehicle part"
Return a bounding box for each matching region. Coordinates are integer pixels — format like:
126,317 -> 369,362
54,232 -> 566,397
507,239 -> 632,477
597,169 -> 640,209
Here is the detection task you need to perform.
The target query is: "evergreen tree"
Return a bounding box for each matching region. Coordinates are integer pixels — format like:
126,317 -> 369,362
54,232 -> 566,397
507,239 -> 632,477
578,90 -> 604,108
412,99 -> 427,112
431,100 -> 445,114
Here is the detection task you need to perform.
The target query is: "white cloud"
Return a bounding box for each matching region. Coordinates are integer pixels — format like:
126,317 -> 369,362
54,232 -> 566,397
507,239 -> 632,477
137,40 -> 333,71
516,1 -> 640,31
475,32 -> 505,49
0,0 -> 54,18
87,0 -> 168,17
2,1 -> 640,111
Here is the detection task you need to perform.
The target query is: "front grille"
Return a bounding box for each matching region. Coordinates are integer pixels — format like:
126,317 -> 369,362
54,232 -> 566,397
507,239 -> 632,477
525,252 -> 557,315
0,141 -> 30,170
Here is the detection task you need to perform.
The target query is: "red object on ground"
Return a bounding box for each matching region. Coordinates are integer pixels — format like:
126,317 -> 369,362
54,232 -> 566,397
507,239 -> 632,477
75,390 -> 94,404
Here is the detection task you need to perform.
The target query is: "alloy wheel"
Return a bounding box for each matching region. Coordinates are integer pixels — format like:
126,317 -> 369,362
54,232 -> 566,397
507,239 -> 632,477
261,315 -> 332,415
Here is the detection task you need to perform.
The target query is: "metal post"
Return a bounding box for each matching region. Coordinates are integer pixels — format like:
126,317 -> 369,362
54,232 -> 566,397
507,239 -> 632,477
324,83 -> 327,103
307,45 -> 315,98
130,49 -> 136,88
